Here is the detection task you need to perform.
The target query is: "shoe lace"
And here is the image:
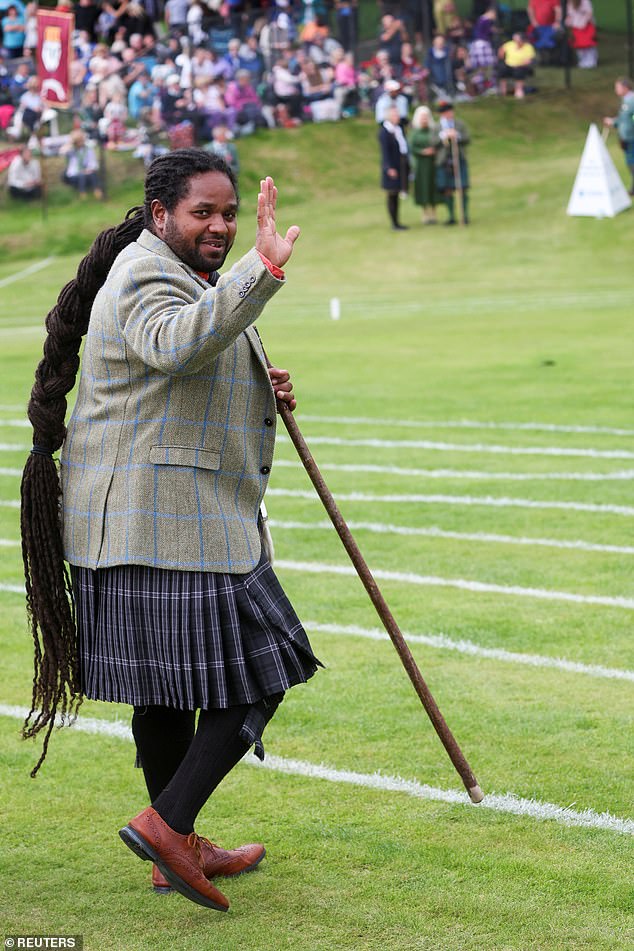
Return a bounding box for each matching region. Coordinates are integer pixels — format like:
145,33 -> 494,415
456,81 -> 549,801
186,832 -> 211,869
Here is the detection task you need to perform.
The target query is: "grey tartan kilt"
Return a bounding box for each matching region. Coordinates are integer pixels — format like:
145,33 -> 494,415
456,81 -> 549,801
70,551 -> 322,710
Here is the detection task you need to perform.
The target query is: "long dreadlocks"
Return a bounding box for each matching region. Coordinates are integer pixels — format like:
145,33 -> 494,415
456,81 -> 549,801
20,149 -> 237,776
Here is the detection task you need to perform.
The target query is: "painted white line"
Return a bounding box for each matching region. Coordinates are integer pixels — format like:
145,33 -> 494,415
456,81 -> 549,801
0,500 -> 20,509
0,405 -> 23,412
274,559 -> 634,610
299,415 -> 634,438
267,488 -> 634,518
0,325 -> 44,338
0,256 -> 56,289
0,538 -> 19,547
274,459 -> 634,482
268,518 -> 634,556
0,583 -> 24,593
305,620 -> 634,683
0,443 -> 29,452
0,468 -> 22,477
0,704 -> 631,836
276,434 -> 634,461
0,420 -> 28,428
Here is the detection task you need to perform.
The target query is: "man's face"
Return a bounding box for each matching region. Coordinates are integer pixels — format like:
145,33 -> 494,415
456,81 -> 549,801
153,171 -> 238,273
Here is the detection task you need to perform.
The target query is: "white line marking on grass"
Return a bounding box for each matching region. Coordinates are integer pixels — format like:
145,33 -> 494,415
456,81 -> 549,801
0,325 -> 45,338
305,621 -> 634,683
0,704 -> 632,836
0,500 -> 20,509
274,559 -> 634,610
274,459 -> 634,482
267,488 -> 634,517
0,468 -> 22,477
276,434 -> 634,460
0,583 -> 25,593
0,256 -> 56,289
0,443 -> 29,452
0,419 -> 29,428
268,518 -> 634,556
0,538 -> 19,547
299,415 -> 634,438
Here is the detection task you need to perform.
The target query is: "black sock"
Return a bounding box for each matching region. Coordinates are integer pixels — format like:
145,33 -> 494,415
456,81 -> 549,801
387,192 -> 399,227
152,696 -> 282,835
132,705 -> 196,802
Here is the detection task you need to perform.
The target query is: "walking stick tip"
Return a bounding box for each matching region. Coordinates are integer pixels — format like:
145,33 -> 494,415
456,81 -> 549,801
468,784 -> 484,803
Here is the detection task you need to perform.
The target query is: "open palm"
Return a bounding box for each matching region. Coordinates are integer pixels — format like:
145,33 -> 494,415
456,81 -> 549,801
255,176 -> 300,268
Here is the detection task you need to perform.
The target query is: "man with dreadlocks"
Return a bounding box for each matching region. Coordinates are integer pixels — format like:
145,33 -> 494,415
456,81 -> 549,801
21,149 -> 321,912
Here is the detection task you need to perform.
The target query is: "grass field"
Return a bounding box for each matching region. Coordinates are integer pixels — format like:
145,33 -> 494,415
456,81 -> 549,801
1,50 -> 634,951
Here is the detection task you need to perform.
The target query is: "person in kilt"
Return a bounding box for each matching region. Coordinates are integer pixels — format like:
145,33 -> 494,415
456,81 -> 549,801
20,149 -> 321,912
603,77 -> 634,196
434,100 -> 470,225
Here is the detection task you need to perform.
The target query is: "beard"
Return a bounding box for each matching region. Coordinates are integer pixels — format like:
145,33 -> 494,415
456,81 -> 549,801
163,217 -> 233,273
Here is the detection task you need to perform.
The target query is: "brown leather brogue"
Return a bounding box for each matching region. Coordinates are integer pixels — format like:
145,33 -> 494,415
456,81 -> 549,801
120,807 -> 230,911
151,839 -> 266,893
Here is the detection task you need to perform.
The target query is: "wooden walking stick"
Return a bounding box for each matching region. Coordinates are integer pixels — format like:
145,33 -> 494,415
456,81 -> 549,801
268,366 -> 484,803
450,134 -> 466,227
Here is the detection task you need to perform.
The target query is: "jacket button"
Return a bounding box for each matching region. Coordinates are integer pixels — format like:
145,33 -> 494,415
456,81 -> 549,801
264,417 -> 273,427
260,465 -> 270,474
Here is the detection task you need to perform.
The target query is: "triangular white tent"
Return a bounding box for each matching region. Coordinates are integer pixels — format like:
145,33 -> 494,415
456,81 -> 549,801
567,123 -> 632,218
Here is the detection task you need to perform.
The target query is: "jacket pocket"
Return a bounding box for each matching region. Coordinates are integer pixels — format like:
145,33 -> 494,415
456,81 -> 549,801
149,445 -> 221,470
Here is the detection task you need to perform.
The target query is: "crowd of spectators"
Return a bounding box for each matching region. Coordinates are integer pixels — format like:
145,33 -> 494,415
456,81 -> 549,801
0,0 -> 599,198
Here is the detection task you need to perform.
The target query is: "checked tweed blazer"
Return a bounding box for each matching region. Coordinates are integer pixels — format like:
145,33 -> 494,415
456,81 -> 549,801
60,229 -> 284,573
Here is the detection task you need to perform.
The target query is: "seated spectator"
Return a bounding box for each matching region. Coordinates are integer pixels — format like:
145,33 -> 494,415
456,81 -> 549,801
565,0 -> 597,69
70,48 -> 88,109
331,47 -> 358,115
271,56 -> 303,119
222,38 -> 242,80
77,83 -> 103,138
425,34 -> 454,100
399,41 -> 427,104
9,62 -> 31,104
2,5 -> 26,58
7,144 -> 41,199
22,0 -> 37,55
238,34 -> 265,84
193,75 -> 236,137
301,59 -> 339,121
203,123 -> 239,171
128,68 -> 154,119
259,5 -> 296,71
60,128 -> 102,198
100,89 -> 127,147
374,78 -> 409,124
19,76 -> 42,133
497,31 -> 536,98
225,69 -> 269,133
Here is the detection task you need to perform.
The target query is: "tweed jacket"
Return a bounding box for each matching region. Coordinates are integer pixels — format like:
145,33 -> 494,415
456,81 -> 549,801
60,229 -> 284,572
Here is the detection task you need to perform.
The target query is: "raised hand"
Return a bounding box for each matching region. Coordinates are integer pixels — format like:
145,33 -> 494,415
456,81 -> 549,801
255,176 -> 301,269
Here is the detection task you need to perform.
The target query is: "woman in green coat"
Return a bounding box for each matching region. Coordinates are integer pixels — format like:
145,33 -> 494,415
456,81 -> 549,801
408,105 -> 438,224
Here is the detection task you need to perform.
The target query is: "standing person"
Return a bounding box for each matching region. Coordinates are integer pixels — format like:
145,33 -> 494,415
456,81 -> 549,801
434,100 -> 470,224
603,77 -> 634,196
1,4 -> 25,58
7,144 -> 41,199
379,102 -> 409,230
20,150 -> 321,911
408,105 -> 437,224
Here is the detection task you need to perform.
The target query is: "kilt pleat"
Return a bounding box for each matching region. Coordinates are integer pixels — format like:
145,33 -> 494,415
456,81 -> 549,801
70,554 -> 321,710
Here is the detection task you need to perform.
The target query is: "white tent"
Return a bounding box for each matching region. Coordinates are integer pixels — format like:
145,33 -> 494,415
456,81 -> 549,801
567,123 -> 632,218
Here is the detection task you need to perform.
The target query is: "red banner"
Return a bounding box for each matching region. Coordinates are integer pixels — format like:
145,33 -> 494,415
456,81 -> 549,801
36,10 -> 74,109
